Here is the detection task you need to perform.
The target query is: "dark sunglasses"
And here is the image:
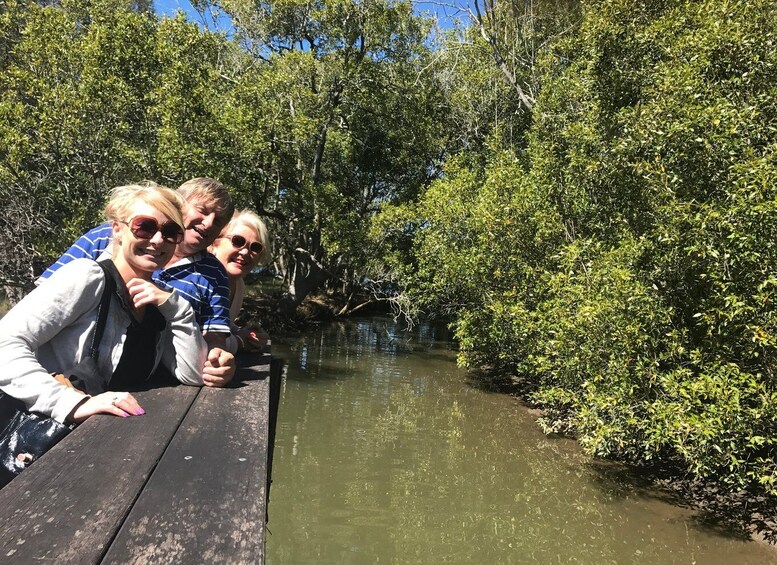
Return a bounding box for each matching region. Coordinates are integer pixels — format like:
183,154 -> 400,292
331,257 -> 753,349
223,234 -> 264,254
123,215 -> 184,244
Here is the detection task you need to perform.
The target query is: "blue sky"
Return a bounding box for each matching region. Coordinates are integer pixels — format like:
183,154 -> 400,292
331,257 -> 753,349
152,0 -> 469,31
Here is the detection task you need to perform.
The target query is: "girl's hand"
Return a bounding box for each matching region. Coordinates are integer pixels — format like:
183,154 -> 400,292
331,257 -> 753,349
69,391 -> 145,424
127,278 -> 172,309
237,325 -> 269,350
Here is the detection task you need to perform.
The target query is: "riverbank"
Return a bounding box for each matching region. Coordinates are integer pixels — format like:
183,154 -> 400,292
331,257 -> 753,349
466,368 -> 777,549
239,289 -> 393,335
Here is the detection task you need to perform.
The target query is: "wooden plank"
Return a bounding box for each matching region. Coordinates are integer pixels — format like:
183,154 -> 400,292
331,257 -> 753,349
101,353 -> 271,565
0,385 -> 200,564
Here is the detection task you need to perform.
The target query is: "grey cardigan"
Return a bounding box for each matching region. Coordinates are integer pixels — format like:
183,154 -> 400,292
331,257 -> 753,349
0,259 -> 207,423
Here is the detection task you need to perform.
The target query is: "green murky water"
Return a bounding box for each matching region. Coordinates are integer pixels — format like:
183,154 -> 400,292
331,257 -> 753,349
266,317 -> 776,564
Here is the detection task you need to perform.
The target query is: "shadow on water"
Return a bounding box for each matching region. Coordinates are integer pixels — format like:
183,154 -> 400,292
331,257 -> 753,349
587,457 -> 777,544
456,329 -> 777,548
465,369 -> 534,397
281,317 -> 458,383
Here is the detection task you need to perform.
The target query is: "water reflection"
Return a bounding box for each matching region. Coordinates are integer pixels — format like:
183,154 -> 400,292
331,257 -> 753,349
267,317 -> 776,564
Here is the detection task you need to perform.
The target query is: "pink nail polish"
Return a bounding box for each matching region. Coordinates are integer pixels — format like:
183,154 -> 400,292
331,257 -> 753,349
136,409 -> 145,415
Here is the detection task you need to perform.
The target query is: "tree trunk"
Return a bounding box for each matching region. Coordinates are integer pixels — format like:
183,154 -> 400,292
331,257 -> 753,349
279,247 -> 330,314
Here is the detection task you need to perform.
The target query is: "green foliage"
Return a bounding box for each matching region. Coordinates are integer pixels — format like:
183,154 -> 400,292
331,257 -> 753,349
533,0 -> 777,494
529,240 -> 677,457
0,0 -> 162,294
0,0 -> 447,310
382,0 -> 777,498
194,0 -> 450,306
432,26 -> 531,154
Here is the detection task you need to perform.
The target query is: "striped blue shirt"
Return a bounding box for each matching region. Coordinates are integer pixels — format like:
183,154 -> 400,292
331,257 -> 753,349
39,223 -> 231,334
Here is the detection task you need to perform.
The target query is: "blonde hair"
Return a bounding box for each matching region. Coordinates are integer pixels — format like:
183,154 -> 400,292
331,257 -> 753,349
216,209 -> 272,265
104,183 -> 186,230
177,177 -> 235,226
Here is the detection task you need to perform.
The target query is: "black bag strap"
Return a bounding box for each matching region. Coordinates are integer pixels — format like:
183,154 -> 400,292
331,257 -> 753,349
88,261 -> 116,361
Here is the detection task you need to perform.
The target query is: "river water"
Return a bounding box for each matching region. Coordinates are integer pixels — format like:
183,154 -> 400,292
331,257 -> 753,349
266,317 -> 776,564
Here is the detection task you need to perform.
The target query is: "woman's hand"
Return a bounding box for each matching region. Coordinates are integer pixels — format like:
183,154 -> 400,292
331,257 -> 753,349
126,278 -> 172,309
68,391 -> 145,424
203,347 -> 235,387
236,325 -> 269,351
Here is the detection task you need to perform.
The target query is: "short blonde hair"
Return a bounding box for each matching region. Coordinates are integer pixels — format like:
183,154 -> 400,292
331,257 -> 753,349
104,183 -> 186,230
177,177 -> 234,226
219,209 -> 272,265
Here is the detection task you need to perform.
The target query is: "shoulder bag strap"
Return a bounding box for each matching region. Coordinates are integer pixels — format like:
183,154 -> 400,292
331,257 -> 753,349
89,261 -> 116,361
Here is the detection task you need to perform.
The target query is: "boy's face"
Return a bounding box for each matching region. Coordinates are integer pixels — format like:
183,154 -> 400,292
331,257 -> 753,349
179,197 -> 228,256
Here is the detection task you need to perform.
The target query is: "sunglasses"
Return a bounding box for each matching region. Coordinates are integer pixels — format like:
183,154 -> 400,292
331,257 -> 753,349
122,216 -> 184,244
223,234 -> 264,254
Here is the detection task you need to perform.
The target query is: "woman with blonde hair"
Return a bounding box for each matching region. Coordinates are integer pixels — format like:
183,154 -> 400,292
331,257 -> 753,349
209,210 -> 271,353
0,183 -> 207,426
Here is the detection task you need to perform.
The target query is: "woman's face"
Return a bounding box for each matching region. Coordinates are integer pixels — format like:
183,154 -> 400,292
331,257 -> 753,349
212,222 -> 263,280
112,202 -> 179,278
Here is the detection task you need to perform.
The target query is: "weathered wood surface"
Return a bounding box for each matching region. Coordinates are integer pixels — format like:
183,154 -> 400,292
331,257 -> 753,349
0,351 -> 274,565
102,352 -> 271,564
0,385 -> 199,564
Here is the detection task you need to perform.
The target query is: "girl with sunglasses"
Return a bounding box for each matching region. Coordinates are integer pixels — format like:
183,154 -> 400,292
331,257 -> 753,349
0,184 -> 207,425
209,210 -> 271,353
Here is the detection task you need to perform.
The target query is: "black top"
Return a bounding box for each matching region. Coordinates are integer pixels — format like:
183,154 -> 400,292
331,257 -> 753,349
99,260 -> 167,390
109,305 -> 165,390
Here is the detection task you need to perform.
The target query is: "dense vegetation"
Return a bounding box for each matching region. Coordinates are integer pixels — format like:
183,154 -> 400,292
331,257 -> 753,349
1,0 -> 776,504
378,0 -> 777,500
0,0 -> 446,308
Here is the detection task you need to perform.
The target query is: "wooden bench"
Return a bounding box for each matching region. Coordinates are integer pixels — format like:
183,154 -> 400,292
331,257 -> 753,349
0,350 -> 281,564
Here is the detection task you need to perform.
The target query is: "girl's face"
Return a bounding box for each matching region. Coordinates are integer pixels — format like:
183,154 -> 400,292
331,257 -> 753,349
112,202 -> 180,279
212,222 -> 263,280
